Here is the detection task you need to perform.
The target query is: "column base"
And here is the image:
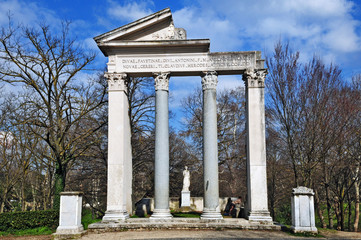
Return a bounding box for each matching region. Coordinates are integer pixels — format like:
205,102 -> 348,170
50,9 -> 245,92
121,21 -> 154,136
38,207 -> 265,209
200,208 -> 223,220
102,210 -> 129,222
247,210 -> 273,222
291,226 -> 318,234
55,225 -> 84,235
150,209 -> 173,219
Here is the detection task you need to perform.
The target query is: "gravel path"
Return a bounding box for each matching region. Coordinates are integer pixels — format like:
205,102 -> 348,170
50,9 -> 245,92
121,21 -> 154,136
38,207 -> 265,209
1,229 -> 360,239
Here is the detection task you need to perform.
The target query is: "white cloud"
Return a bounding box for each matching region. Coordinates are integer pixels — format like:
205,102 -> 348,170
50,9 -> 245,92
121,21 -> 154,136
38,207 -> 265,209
106,0 -> 154,22
0,0 -> 59,27
173,7 -> 241,51
173,0 -> 361,67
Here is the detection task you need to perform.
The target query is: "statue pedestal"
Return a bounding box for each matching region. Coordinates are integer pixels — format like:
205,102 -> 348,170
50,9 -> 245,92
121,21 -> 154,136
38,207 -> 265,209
181,191 -> 190,207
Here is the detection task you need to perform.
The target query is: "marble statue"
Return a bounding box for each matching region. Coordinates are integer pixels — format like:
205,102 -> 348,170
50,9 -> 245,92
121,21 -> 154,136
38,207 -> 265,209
182,166 -> 190,192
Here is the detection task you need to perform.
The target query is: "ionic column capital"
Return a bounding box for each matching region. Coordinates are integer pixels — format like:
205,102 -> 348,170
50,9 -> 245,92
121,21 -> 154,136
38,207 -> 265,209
243,68 -> 267,88
105,72 -> 128,91
201,71 -> 218,91
153,72 -> 170,91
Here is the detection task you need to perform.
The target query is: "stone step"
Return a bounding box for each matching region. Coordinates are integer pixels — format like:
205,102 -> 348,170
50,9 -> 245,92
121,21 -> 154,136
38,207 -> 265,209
88,218 -> 281,232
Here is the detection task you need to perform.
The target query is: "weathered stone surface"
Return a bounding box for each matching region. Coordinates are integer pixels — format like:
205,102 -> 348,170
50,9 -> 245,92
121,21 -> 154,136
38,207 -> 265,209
201,72 -> 222,220
112,52 -> 261,75
291,186 -> 317,233
88,218 -> 279,231
151,73 -> 172,220
102,73 -> 132,221
181,191 -> 190,207
244,70 -> 272,223
55,192 -> 84,236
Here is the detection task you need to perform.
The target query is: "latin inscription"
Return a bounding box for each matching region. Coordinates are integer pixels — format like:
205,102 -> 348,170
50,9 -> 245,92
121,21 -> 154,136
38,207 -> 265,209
117,53 -> 255,73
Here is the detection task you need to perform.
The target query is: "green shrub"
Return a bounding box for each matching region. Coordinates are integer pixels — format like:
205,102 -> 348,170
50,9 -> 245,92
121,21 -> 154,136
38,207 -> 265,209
274,204 -> 292,225
81,209 -> 101,229
0,210 -> 59,231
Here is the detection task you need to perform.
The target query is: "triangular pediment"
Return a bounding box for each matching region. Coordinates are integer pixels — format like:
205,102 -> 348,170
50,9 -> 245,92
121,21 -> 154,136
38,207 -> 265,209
94,8 -> 187,43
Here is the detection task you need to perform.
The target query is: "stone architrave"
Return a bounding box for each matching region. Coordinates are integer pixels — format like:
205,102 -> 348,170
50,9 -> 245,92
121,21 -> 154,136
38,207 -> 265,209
243,69 -> 272,222
54,192 -> 84,238
291,187 -> 317,233
150,72 -> 173,219
200,71 -> 223,220
102,72 -> 132,222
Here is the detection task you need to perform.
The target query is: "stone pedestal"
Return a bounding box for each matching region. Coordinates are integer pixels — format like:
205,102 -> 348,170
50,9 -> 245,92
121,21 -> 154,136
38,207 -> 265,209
243,69 -> 272,222
150,72 -> 173,220
181,191 -> 191,207
291,187 -> 317,233
54,192 -> 84,238
200,71 -> 223,220
102,73 -> 132,222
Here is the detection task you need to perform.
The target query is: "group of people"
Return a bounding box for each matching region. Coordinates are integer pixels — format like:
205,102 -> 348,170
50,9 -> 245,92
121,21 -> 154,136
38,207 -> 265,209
224,196 -> 244,218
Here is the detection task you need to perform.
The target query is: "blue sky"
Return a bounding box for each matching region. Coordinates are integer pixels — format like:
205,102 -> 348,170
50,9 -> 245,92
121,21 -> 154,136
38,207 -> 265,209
1,0 -> 361,128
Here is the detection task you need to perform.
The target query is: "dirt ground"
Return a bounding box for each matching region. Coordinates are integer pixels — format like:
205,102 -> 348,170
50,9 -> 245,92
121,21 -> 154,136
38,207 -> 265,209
1,229 -> 361,240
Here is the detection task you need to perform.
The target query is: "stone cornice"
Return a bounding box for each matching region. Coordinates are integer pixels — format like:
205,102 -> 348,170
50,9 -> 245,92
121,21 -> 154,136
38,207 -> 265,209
104,72 -> 128,92
201,71 -> 218,91
154,72 -> 170,91
292,186 -> 315,196
243,68 -> 267,88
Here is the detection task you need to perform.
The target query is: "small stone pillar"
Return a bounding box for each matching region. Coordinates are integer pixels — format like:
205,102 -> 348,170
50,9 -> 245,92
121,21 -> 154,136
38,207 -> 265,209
291,186 -> 317,233
54,192 -> 84,238
181,191 -> 191,207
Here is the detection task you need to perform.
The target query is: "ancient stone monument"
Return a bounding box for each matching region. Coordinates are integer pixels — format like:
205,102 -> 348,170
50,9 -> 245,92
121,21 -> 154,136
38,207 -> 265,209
291,187 -> 317,233
93,8 -> 272,222
54,192 -> 85,239
181,166 -> 191,207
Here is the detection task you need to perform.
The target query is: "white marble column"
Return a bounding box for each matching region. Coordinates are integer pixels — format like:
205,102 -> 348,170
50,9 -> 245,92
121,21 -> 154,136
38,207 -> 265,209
150,72 -> 173,219
102,72 -> 132,222
200,71 -> 223,220
243,69 -> 272,222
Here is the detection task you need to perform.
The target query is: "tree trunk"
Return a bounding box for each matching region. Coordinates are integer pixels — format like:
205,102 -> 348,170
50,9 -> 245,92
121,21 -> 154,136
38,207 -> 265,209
21,179 -> 26,211
0,190 -> 8,213
53,162 -> 66,210
314,189 -> 326,228
325,184 -> 333,229
354,181 -> 360,232
347,192 -> 352,231
31,183 -> 37,211
335,200 -> 341,230
340,198 -> 345,231
324,162 -> 334,229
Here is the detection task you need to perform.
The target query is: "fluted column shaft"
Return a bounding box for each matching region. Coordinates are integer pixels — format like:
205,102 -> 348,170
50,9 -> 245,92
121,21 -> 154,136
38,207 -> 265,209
102,72 -> 132,222
150,72 -> 172,219
200,71 -> 223,220
243,68 -> 272,222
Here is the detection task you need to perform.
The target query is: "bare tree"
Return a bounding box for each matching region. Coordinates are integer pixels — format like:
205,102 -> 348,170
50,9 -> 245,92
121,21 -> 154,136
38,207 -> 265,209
181,86 -> 247,197
0,20 -> 107,209
266,41 -> 360,230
